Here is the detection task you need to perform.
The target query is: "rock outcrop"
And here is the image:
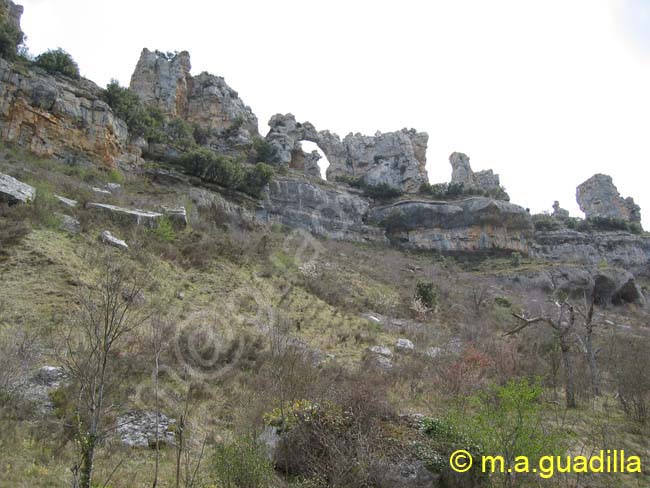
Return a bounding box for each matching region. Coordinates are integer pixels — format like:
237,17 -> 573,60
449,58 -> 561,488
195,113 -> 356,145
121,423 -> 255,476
260,176 -> 386,242
0,58 -> 135,167
450,152 -> 507,199
0,6 -> 135,167
367,197 -> 532,253
504,266 -> 645,306
552,201 -> 570,220
531,229 -> 650,273
117,411 -> 176,448
576,174 -> 641,223
265,114 -> 429,193
0,172 -> 35,203
87,202 -> 187,228
129,49 -> 258,147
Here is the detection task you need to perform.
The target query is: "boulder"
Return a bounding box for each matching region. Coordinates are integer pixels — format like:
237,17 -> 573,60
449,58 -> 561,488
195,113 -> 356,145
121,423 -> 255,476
576,174 -> 641,223
55,194 -> 77,207
88,203 -> 187,229
369,345 -> 393,358
101,230 -> 128,250
116,411 -> 176,448
395,338 -> 415,353
58,214 -> 80,234
0,172 -> 35,204
22,366 -> 67,414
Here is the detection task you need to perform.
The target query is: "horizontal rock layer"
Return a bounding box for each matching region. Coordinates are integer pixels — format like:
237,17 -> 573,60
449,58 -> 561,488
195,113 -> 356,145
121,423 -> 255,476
367,198 -> 533,253
0,58 -> 136,167
531,229 -> 650,273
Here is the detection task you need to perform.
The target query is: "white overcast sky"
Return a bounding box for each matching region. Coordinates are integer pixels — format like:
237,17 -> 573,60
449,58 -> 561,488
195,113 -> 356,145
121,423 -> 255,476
19,0 -> 650,226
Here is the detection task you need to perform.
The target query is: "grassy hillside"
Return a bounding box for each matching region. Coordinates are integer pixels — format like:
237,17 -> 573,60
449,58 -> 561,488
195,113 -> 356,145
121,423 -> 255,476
1,145 -> 649,487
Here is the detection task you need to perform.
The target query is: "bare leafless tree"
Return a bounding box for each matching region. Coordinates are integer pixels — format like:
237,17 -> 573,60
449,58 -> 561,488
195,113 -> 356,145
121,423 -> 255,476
506,300 -> 578,409
61,254 -> 149,488
573,294 -> 601,398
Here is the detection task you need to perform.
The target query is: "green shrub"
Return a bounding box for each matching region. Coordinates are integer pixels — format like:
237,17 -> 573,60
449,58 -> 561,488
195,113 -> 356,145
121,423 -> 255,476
151,216 -> 175,242
212,435 -> 275,488
531,213 -> 561,232
35,48 -> 80,79
415,282 -> 436,309
510,251 -> 521,267
362,182 -> 403,201
335,175 -> 364,189
419,181 -> 509,200
240,162 -> 274,198
177,148 -> 274,198
101,81 -> 167,143
252,137 -> 281,165
166,117 -> 196,149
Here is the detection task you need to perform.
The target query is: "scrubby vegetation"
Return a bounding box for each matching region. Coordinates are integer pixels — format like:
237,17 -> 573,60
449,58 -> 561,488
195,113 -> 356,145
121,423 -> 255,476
420,181 -> 510,201
533,213 -> 644,234
176,147 -> 274,198
35,48 -> 80,79
1,145 -> 649,488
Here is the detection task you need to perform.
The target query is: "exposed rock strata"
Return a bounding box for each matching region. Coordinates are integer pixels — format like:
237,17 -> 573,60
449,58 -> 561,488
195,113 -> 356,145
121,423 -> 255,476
129,49 -> 258,146
367,197 -> 532,253
0,59 -> 135,167
260,176 -> 386,242
0,172 -> 34,203
531,229 -> 650,273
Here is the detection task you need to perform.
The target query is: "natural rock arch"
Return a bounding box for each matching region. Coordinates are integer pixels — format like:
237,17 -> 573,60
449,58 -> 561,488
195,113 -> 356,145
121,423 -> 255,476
265,113 -> 429,193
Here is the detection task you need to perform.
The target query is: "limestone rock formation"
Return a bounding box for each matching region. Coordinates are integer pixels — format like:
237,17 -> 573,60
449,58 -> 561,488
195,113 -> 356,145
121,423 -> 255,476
503,266 -> 645,306
576,174 -> 641,223
101,230 -> 128,250
367,197 -> 532,253
260,175 -> 386,242
0,172 -> 35,204
265,114 -> 429,193
87,203 -> 187,228
0,58 -> 135,167
530,228 -> 650,273
552,201 -> 570,220
129,49 -> 258,147
450,152 -> 507,199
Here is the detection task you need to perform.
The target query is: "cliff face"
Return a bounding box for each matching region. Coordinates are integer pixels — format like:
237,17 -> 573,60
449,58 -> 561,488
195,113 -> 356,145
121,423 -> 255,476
0,2 -> 136,167
0,58 -> 135,167
129,49 -> 259,146
531,229 -> 650,273
367,198 -> 532,253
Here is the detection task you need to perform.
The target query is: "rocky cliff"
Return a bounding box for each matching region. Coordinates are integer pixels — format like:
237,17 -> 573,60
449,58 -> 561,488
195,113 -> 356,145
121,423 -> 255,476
265,113 -> 429,193
367,197 -> 532,253
0,2 -> 136,167
129,49 -> 259,148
